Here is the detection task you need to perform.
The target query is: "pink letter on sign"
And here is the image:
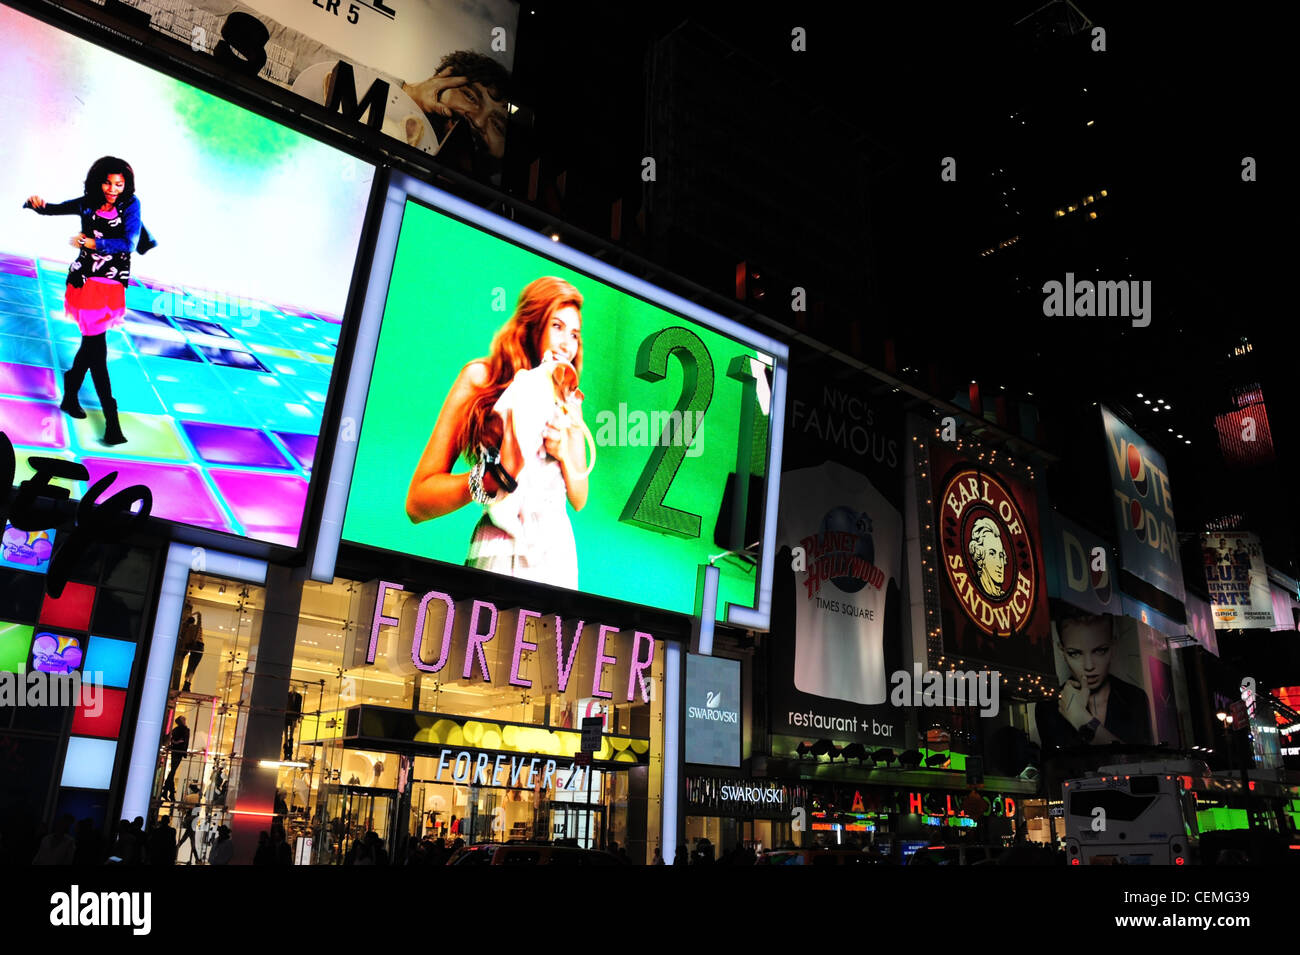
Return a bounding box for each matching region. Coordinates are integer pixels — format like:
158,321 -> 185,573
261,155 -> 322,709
412,590 -> 455,673
463,600 -> 498,681
591,625 -> 618,699
555,617 -> 585,692
509,609 -> 542,688
627,631 -> 655,703
367,581 -> 404,664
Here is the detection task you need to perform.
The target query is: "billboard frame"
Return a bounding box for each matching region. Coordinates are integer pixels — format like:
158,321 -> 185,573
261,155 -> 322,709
310,169 -> 789,630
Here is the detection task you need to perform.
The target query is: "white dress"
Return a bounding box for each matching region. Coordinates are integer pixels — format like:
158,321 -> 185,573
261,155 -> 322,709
466,361 -> 580,589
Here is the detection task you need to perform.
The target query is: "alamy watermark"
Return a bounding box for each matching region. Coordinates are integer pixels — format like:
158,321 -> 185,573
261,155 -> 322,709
1042,272 -> 1151,327
151,286 -> 265,327
50,886 -> 150,935
889,664 -> 1001,717
592,403 -> 704,456
0,671 -> 104,715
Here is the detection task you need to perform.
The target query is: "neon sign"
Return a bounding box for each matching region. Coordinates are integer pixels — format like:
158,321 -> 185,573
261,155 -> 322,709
366,580 -> 656,704
907,790 -> 1015,818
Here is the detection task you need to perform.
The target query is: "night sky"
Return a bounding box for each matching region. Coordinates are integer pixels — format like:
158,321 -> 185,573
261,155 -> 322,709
510,1 -> 1290,573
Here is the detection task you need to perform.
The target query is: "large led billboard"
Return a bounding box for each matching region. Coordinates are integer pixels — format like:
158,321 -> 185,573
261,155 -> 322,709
0,4 -> 374,548
323,175 -> 787,625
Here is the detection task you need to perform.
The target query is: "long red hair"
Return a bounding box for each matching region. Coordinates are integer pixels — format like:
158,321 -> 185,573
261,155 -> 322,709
460,276 -> 584,458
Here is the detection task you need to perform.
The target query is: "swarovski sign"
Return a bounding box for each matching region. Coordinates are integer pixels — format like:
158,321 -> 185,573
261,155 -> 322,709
685,654 -> 741,767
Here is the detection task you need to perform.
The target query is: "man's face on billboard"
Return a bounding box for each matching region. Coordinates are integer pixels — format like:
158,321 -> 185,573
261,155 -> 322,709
437,69 -> 508,159
973,529 -> 1006,592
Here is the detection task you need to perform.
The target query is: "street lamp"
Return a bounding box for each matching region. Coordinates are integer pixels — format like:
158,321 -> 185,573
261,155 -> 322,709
1216,711 -> 1234,773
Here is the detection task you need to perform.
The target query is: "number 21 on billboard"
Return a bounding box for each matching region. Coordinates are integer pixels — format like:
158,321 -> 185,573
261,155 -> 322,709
621,327 -> 763,539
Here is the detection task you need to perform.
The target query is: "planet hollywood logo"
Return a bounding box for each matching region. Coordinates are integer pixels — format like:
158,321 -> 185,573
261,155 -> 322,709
939,469 -> 1036,636
798,506 -> 886,599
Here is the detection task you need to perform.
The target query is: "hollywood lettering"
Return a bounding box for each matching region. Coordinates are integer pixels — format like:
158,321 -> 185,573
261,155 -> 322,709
939,469 -> 1036,636
367,581 -> 655,704
799,530 -> 885,597
907,790 -> 1015,819
1,432 -> 152,598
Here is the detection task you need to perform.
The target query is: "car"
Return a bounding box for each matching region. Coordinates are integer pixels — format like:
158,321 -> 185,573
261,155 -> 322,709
906,844 -> 1004,866
447,842 -> 627,866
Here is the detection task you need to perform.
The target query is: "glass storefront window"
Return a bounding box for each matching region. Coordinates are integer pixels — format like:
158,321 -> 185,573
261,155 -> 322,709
149,572 -> 267,863
299,577 -> 664,862
152,572 -> 668,862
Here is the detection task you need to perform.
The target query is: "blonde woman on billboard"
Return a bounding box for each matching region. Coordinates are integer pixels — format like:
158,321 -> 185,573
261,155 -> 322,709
406,277 -> 593,589
1035,604 -> 1152,755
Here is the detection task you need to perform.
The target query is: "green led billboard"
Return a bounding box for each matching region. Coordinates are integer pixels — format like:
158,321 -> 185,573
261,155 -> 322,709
342,199 -> 772,617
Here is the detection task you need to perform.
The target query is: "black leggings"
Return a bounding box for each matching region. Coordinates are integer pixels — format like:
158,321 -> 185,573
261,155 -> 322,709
71,333 -> 113,401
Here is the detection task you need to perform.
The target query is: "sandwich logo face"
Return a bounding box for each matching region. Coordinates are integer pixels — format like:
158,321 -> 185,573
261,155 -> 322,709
939,469 -> 1036,636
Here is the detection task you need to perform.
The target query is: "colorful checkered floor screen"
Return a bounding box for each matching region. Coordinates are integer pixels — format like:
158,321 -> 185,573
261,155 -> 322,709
0,253 -> 337,546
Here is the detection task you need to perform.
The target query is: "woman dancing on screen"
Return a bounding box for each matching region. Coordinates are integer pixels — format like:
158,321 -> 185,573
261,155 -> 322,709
26,156 -> 156,445
406,277 -> 593,589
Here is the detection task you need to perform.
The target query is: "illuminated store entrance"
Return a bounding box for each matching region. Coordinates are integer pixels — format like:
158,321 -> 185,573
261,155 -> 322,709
320,786 -> 395,863
315,739 -> 636,863
406,766 -> 611,848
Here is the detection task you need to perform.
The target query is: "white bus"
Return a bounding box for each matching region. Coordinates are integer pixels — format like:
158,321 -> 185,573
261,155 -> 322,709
1063,761 -> 1201,866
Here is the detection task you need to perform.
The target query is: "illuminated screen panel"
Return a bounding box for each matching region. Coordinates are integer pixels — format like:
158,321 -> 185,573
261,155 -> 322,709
0,620 -> 34,673
0,4 -> 374,548
338,188 -> 787,622
1215,403 -> 1275,466
60,736 -> 117,789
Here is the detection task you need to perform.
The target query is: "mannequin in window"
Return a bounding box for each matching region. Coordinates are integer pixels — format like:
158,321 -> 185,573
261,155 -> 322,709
174,604 -> 204,693
162,715 -> 190,801
208,760 -> 228,807
177,806 -> 200,864
284,687 -> 304,761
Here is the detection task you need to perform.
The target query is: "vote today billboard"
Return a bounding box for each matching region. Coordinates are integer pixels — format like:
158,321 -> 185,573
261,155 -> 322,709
1101,406 -> 1185,603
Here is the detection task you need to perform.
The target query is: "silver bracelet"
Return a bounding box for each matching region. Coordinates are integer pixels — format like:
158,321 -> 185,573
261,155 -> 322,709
468,455 -> 496,505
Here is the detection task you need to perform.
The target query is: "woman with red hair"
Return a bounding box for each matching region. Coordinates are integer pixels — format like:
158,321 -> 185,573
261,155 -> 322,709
406,277 -> 591,588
